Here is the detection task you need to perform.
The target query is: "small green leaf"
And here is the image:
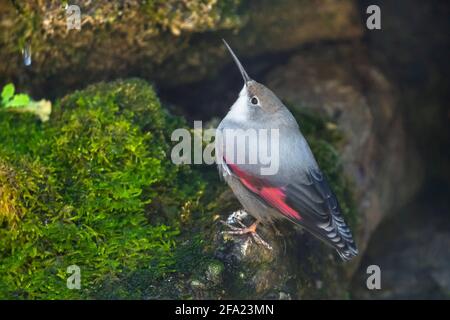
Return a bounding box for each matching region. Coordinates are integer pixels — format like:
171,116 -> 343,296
1,83 -> 15,104
7,94 -> 30,108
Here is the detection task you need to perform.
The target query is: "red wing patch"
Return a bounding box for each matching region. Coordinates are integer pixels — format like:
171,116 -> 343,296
226,162 -> 302,221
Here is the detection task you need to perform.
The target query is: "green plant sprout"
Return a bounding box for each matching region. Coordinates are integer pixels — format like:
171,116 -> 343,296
0,83 -> 51,121
1,83 -> 30,109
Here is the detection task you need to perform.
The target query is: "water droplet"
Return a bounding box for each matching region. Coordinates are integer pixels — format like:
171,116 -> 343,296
22,42 -> 31,66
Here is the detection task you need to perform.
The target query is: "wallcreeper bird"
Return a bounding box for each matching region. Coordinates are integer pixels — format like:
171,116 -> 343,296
216,40 -> 358,261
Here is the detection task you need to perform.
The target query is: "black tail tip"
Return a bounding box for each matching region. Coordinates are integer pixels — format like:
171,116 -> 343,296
337,245 -> 358,262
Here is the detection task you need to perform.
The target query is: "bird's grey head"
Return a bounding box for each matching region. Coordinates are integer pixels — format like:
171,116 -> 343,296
223,40 -> 287,124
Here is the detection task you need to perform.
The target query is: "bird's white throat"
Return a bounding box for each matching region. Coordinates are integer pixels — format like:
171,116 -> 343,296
226,85 -> 249,122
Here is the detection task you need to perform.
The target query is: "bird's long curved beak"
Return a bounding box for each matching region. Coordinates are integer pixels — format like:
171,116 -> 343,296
223,39 -> 251,84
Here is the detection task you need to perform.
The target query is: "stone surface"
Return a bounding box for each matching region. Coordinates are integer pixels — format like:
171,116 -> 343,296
350,187 -> 450,299
0,0 -> 363,98
212,209 -> 350,299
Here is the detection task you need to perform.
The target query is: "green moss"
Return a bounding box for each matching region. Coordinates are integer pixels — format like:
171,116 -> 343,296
0,79 -> 206,299
0,1 -> 244,96
205,260 -> 224,283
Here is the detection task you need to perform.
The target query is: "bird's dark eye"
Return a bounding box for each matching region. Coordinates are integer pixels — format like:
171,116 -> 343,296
251,96 -> 259,105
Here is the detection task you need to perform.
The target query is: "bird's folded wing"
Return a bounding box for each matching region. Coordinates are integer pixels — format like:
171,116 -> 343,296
224,161 -> 358,258
284,168 -> 357,252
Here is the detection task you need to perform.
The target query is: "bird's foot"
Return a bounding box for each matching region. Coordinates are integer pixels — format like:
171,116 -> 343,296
220,219 -> 273,250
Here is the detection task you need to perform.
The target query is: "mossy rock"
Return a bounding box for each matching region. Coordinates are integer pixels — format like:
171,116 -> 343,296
0,0 -> 243,98
0,79 -> 357,299
0,1 -> 362,98
0,79 -> 208,299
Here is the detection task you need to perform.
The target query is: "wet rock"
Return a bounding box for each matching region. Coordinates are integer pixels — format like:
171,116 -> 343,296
205,261 -> 225,285
190,279 -> 206,291
211,210 -> 350,299
0,0 -> 362,98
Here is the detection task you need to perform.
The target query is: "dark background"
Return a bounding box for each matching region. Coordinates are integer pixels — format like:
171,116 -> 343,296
350,0 -> 450,299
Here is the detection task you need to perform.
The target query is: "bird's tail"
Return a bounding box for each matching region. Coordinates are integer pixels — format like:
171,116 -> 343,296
336,241 -> 359,261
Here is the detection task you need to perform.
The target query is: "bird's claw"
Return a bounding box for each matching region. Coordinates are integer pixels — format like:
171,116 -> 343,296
251,233 -> 273,250
220,220 -> 272,250
219,220 -> 244,232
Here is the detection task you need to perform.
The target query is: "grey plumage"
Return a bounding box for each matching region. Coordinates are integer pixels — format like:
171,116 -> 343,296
216,40 -> 358,261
